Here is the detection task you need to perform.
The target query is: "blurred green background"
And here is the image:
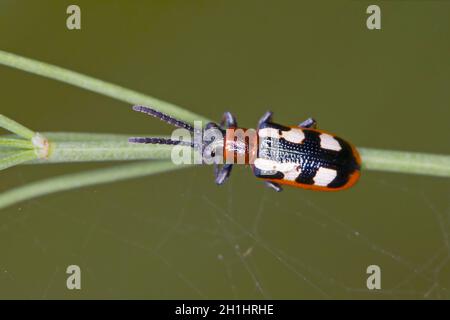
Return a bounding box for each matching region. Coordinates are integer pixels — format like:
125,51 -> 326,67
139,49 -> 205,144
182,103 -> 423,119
0,0 -> 449,299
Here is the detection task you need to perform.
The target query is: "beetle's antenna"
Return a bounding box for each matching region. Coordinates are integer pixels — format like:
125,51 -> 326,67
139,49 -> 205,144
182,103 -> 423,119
132,105 -> 195,132
129,137 -> 196,148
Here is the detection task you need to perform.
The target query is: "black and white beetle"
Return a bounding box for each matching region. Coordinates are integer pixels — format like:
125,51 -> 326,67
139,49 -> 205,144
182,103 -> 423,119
129,106 -> 361,192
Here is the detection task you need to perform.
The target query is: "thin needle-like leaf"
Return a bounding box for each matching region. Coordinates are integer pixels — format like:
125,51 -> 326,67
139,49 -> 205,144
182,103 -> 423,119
0,149 -> 37,171
0,161 -> 189,210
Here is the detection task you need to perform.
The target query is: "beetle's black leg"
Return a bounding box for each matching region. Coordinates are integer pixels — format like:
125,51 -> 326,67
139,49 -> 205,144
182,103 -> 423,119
215,164 -> 233,185
205,122 -> 219,130
220,112 -> 237,129
258,111 -> 273,129
299,118 -> 317,129
265,181 -> 283,192
208,120 -> 231,186
214,163 -> 219,178
213,112 -> 235,186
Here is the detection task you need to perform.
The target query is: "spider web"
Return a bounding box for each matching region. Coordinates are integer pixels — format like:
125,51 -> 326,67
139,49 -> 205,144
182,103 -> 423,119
0,164 -> 448,299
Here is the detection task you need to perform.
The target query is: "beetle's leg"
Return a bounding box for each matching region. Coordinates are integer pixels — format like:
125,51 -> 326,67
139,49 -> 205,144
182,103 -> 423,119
207,121 -> 229,185
205,122 -> 219,130
258,111 -> 273,129
220,112 -> 237,129
215,164 -> 233,185
299,118 -> 317,129
265,181 -> 283,192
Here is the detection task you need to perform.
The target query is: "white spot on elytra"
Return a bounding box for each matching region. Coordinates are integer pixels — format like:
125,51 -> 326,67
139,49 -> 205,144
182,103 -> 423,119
314,167 -> 337,186
254,158 -> 297,173
259,127 -> 305,144
284,169 -> 300,181
282,128 -> 304,144
320,133 -> 341,151
258,128 -> 280,138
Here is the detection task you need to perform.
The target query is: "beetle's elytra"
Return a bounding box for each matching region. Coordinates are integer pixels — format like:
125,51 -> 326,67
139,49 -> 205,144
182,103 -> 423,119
129,106 -> 361,192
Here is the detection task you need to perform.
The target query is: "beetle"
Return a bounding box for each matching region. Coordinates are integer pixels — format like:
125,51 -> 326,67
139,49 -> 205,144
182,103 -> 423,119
129,105 -> 361,192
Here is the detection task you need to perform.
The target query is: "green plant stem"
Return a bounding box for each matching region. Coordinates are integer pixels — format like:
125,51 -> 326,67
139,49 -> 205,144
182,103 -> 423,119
0,150 -> 37,171
358,148 -> 450,178
42,133 -> 174,163
0,161 -> 189,210
0,50 -> 210,124
3,132 -> 450,179
37,133 -> 450,178
4,133 -> 445,178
